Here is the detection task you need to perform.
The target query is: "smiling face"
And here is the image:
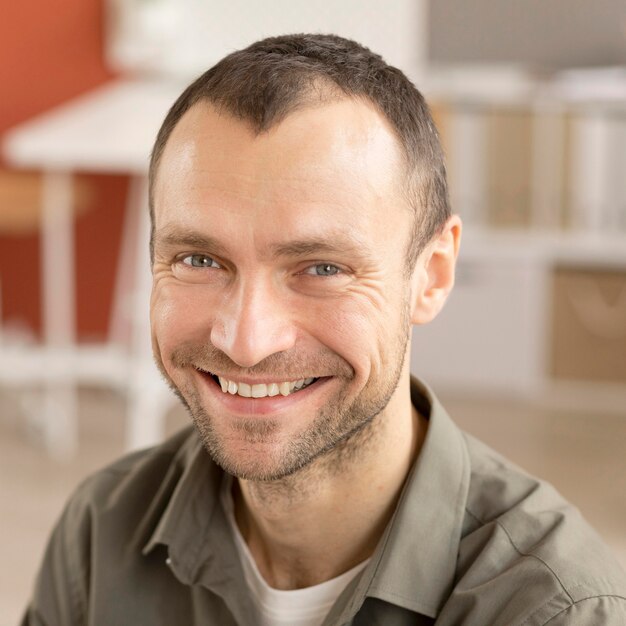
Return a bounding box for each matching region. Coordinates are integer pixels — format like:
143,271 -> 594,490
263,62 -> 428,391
151,97 -> 421,480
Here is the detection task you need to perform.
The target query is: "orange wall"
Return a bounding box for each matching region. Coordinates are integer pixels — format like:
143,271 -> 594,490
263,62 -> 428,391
0,1 -> 128,341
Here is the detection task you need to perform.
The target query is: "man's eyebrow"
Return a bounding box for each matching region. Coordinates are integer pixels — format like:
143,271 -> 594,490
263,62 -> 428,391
154,226 -> 371,259
270,236 -> 370,259
153,227 -> 230,256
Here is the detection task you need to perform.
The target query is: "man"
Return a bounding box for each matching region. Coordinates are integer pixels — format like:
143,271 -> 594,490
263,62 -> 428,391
24,34 -> 626,625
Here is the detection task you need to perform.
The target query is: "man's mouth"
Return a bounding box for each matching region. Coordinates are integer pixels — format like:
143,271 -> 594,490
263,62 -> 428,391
195,368 -> 320,398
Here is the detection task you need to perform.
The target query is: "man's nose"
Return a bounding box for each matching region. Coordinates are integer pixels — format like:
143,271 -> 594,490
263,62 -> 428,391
210,278 -> 298,368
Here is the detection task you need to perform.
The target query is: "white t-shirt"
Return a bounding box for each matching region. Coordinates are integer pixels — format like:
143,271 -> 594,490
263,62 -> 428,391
221,479 -> 370,626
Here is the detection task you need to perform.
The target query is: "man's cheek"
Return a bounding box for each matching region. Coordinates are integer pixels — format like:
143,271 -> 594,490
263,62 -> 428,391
151,297 -> 188,369
152,285 -> 201,337
315,305 -> 378,371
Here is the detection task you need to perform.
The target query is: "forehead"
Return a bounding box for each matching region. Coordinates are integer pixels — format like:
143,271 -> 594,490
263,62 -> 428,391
153,98 -> 409,248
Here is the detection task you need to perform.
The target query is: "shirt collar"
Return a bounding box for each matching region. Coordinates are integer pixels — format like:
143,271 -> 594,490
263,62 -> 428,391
142,433 -> 235,581
143,433 -> 257,625
362,377 -> 471,617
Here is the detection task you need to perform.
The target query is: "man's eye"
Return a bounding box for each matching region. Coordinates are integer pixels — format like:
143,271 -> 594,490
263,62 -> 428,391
304,263 -> 341,277
181,255 -> 221,269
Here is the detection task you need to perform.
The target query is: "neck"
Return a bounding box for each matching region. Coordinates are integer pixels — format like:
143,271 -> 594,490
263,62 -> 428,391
234,379 -> 427,590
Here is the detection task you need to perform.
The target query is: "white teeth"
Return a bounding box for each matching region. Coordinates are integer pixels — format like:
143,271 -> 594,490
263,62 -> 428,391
216,375 -> 317,398
251,384 -> 267,398
238,382 -> 252,398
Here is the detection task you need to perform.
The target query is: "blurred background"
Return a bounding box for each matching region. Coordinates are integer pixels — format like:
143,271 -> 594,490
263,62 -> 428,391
1,1 -> 625,622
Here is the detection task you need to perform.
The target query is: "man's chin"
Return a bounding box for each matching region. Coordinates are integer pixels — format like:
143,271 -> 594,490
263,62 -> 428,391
197,431 -> 310,482
194,403 -> 382,483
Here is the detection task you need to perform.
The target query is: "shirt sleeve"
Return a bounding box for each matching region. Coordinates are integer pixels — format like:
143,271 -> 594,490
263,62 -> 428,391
543,595 -> 626,625
21,482 -> 93,626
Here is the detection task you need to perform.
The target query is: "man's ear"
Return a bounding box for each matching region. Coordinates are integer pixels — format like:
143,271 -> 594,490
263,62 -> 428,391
410,215 -> 462,325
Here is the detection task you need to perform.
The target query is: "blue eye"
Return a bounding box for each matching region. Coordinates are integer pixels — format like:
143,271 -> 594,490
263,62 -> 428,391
307,263 -> 341,276
182,255 -> 221,268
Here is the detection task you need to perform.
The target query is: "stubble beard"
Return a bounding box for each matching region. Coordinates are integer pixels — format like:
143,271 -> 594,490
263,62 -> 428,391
160,313 -> 410,483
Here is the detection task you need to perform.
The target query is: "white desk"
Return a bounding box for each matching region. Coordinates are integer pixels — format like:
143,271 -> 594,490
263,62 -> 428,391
2,78 -> 185,457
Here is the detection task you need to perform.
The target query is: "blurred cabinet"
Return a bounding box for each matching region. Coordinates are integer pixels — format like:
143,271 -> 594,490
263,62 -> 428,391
411,244 -> 547,395
551,267 -> 626,384
410,231 -> 626,410
411,236 -> 549,393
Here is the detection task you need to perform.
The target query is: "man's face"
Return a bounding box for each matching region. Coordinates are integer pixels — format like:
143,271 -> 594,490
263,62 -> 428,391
151,98 -> 419,480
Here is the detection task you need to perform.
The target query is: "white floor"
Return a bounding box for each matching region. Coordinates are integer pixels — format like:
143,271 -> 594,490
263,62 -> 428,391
1,386 -> 625,625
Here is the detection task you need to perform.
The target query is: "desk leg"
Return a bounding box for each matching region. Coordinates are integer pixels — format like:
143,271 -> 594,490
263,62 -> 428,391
40,171 -> 78,459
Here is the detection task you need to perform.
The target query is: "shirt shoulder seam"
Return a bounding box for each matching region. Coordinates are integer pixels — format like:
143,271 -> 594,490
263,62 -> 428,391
464,505 -> 574,604
537,594 -> 626,625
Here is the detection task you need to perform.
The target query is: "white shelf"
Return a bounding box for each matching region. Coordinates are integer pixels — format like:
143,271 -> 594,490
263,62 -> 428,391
2,79 -> 185,174
0,344 -> 131,389
460,228 -> 626,268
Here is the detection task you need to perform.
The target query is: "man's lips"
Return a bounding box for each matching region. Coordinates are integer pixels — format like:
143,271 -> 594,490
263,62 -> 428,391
192,368 -> 331,416
194,368 -> 324,398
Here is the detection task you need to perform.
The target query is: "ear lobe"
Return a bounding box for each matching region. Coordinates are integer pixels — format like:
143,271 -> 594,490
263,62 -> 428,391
410,215 -> 462,325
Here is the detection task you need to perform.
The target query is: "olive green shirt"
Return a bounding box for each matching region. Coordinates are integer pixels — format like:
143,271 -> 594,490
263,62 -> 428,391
23,380 -> 626,625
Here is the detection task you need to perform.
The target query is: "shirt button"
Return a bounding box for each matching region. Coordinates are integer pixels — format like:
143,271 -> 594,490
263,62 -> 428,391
166,557 -> 172,567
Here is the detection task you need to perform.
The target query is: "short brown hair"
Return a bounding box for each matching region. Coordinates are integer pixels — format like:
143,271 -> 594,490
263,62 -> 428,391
149,33 -> 450,268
